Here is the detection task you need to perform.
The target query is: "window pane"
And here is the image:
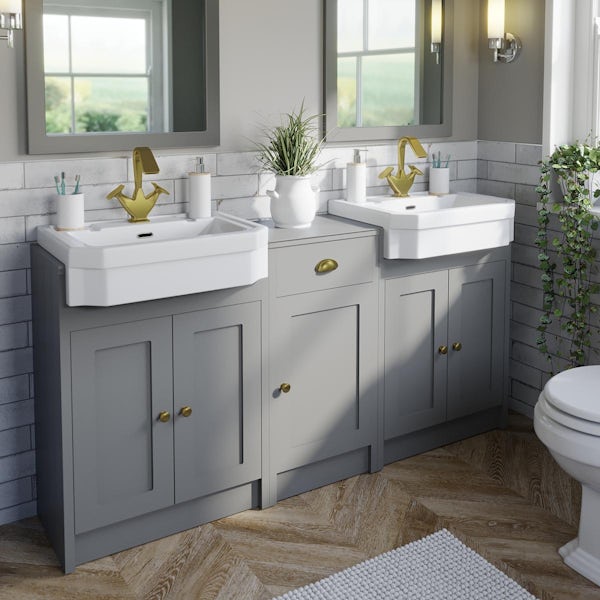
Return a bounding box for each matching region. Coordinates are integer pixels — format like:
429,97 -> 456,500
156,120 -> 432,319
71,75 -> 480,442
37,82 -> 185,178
362,54 -> 415,126
337,57 -> 357,127
338,0 -> 363,52
71,16 -> 147,74
73,77 -> 149,133
368,0 -> 416,50
43,14 -> 70,73
45,77 -> 73,134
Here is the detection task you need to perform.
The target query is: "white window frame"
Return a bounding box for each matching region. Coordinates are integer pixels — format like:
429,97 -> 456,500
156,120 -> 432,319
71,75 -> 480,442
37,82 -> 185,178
337,0 -> 422,128
43,0 -> 166,134
543,0 -> 600,155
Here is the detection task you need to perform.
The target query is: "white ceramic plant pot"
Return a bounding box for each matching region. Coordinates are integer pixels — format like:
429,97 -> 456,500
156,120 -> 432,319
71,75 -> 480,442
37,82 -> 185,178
267,175 -> 318,229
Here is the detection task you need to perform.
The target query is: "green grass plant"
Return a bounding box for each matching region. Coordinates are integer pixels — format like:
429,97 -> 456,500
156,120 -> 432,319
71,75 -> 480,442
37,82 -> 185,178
256,102 -> 325,177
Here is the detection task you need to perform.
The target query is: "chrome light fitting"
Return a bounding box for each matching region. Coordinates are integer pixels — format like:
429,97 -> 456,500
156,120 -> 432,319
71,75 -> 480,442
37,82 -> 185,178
0,0 -> 22,48
430,0 -> 442,65
487,0 -> 521,63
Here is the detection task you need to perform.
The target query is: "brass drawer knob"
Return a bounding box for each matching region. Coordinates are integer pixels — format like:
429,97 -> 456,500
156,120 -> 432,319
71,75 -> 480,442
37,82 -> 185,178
438,345 -> 448,355
158,411 -> 171,423
179,406 -> 193,418
315,258 -> 339,274
279,383 -> 291,394
452,342 -> 463,352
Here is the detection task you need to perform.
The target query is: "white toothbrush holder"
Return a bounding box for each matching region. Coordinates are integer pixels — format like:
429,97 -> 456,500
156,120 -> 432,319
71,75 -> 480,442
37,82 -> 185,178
429,167 -> 450,196
55,193 -> 85,230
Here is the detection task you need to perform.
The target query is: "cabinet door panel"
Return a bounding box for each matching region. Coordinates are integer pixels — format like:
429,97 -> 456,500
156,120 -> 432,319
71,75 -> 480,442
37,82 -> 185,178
447,261 -> 506,419
272,287 -> 378,472
71,317 -> 174,534
384,272 -> 448,438
173,303 -> 261,504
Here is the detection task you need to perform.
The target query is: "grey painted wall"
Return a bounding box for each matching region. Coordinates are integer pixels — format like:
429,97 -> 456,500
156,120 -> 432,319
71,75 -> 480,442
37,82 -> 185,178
0,0 -> 480,161
478,0 -> 545,144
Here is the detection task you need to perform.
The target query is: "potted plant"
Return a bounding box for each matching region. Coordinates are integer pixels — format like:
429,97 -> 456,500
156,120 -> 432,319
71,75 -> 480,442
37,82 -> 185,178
256,103 -> 325,229
536,142 -> 600,370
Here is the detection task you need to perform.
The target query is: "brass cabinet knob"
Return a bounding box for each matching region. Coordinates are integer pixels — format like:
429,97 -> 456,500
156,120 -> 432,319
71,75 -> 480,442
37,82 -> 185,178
315,258 -> 339,274
279,383 -> 291,394
179,406 -> 193,418
452,342 -> 463,352
438,345 -> 448,355
158,411 -> 171,423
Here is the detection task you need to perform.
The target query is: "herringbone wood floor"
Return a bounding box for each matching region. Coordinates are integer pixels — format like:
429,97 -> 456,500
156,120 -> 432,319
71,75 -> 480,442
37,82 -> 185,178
1,414 -> 598,600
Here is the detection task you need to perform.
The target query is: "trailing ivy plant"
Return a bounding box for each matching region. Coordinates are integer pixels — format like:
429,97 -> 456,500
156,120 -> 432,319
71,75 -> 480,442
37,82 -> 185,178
536,143 -> 600,370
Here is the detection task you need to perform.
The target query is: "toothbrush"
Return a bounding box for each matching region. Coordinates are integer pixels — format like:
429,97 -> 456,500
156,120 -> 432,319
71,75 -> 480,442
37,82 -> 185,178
444,154 -> 451,168
54,175 -> 61,195
60,172 -> 65,195
73,174 -> 81,194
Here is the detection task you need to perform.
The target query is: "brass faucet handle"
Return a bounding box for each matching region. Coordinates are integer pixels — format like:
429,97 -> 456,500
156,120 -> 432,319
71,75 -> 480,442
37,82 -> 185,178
106,184 -> 125,200
378,167 -> 394,180
151,182 -> 170,196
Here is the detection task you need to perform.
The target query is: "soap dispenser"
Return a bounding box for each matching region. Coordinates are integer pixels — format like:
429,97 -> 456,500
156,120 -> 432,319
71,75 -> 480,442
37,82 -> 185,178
187,157 -> 211,219
346,149 -> 367,204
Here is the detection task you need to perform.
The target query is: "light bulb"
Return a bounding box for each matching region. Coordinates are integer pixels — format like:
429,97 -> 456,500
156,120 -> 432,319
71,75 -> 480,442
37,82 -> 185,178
488,0 -> 505,40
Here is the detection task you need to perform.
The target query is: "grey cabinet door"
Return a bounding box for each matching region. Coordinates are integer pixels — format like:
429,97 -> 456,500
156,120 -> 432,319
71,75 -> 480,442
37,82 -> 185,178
447,261 -> 506,420
271,286 -> 378,473
384,271 -> 449,438
173,303 -> 262,504
71,317 -> 174,534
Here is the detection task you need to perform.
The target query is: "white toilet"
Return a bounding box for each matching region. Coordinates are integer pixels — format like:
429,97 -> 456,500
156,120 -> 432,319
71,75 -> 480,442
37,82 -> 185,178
534,365 -> 600,586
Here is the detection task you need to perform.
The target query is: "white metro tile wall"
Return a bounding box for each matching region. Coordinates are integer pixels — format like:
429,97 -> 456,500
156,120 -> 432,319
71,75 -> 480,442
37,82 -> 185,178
473,141 -> 596,419
0,140 -> 479,526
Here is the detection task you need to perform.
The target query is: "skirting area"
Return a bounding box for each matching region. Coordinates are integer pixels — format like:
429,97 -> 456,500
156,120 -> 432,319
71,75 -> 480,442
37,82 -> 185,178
0,414 -> 599,599
275,529 -> 537,600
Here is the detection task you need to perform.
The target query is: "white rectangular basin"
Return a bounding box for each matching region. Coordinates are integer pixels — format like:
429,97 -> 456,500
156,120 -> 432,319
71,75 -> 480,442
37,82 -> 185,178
329,192 -> 515,259
37,213 -> 268,306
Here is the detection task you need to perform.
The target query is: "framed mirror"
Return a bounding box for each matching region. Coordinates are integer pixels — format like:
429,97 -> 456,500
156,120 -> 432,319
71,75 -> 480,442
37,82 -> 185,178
25,0 -> 219,154
324,0 -> 453,142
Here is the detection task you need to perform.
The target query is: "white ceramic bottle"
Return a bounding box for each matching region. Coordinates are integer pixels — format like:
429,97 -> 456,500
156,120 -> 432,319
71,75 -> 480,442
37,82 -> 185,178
346,149 -> 367,204
188,157 -> 211,219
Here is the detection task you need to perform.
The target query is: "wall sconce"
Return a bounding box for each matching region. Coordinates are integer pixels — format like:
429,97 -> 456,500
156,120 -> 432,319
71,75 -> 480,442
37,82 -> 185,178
487,0 -> 521,63
431,0 -> 442,65
0,0 -> 22,49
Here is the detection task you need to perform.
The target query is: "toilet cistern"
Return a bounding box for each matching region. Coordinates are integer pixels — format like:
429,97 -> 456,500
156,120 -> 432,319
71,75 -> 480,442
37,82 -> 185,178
378,136 -> 427,197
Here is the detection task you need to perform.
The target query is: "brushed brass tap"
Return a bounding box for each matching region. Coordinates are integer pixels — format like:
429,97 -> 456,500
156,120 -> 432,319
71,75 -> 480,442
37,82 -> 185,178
107,147 -> 169,223
378,136 -> 427,197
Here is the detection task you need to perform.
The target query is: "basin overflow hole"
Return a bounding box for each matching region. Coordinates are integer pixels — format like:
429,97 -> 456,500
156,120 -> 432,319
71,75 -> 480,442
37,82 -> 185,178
137,232 -> 153,238
406,205 -> 416,210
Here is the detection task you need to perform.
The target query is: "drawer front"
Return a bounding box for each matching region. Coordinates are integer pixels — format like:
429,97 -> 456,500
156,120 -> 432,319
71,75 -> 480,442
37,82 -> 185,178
272,236 -> 376,297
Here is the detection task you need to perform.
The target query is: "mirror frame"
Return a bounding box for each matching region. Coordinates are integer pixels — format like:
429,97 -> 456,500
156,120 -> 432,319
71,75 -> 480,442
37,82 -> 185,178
25,0 -> 220,154
323,0 -> 453,142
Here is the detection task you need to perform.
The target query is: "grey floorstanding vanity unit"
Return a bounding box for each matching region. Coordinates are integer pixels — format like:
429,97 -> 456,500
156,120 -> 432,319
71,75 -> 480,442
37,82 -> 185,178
31,215 -> 511,573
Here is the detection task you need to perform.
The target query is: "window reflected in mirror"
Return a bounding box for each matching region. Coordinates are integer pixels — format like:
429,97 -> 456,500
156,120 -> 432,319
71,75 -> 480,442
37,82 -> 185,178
43,9 -> 152,134
337,0 -> 418,128
25,0 -> 219,153
35,0 -> 210,139
325,0 -> 452,142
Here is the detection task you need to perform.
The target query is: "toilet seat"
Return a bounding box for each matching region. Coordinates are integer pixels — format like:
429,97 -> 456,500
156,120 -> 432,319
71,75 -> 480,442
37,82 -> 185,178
538,393 -> 600,437
543,366 -> 600,423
